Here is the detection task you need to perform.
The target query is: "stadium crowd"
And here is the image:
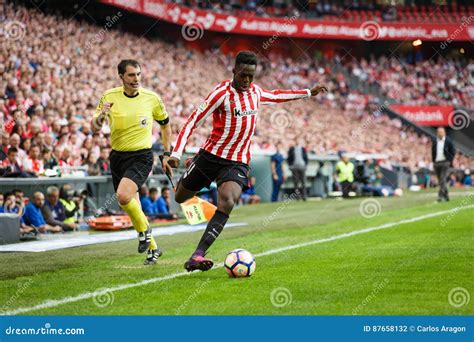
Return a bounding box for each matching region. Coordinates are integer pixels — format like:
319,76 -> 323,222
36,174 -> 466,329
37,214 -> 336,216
168,0 -> 473,22
346,57 -> 473,111
0,3 -> 473,184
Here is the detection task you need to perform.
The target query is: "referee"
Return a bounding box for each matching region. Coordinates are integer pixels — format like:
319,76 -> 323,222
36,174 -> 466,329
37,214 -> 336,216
92,59 -> 173,265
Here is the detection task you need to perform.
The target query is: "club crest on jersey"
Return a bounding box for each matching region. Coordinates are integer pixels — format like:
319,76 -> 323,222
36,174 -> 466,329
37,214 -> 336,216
233,108 -> 257,117
139,116 -> 148,127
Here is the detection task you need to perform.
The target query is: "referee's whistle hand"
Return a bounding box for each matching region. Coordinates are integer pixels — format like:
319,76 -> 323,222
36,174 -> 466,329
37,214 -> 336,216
101,102 -> 113,115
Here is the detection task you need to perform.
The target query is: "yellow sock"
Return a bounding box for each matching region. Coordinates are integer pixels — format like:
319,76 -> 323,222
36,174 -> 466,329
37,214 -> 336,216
149,236 -> 157,251
119,198 -> 149,233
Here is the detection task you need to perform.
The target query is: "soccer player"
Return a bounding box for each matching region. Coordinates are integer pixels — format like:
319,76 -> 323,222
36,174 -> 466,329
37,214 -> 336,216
165,51 -> 327,272
92,59 -> 173,265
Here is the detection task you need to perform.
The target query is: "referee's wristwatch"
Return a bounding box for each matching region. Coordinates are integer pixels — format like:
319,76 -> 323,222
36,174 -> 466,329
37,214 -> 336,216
163,152 -> 171,157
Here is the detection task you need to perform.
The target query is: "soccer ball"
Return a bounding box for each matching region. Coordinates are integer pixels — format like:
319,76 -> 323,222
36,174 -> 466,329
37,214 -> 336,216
224,249 -> 256,278
394,188 -> 403,197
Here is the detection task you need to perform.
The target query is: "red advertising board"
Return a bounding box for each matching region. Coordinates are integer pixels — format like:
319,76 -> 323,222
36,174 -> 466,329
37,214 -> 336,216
390,105 -> 454,126
99,0 -> 474,41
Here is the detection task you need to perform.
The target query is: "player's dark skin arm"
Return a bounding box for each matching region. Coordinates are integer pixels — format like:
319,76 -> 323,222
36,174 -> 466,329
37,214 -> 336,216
310,85 -> 328,96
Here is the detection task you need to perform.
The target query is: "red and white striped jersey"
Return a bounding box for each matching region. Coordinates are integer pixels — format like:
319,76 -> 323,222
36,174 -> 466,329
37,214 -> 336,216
171,80 -> 311,165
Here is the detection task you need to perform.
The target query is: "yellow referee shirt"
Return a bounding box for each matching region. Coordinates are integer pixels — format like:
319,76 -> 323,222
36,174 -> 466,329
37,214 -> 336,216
95,87 -> 168,152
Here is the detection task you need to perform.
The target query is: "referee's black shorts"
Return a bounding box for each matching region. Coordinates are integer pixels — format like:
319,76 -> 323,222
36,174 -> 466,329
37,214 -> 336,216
109,148 -> 153,191
179,149 -> 250,192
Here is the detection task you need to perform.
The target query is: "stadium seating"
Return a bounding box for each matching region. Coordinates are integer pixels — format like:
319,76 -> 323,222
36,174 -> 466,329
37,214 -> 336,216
169,0 -> 474,23
1,3 -> 473,180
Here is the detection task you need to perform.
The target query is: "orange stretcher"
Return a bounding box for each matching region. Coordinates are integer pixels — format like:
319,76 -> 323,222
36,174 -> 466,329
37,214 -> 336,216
88,215 -> 179,230
88,216 -> 132,231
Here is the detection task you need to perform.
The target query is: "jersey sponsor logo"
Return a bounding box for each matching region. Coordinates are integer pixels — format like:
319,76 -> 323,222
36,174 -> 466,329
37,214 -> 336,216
234,108 -> 258,117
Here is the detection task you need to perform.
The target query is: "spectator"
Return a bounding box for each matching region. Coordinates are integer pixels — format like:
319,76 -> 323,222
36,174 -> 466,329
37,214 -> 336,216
42,148 -> 58,170
288,139 -> 308,201
462,170 -> 472,186
23,144 -> 44,176
84,153 -> 101,176
156,187 -> 172,214
1,147 -> 26,177
59,184 -> 79,226
12,189 -> 25,205
2,191 -> 36,236
336,151 -> 355,198
271,143 -> 285,202
241,176 -> 261,205
0,133 -> 7,161
8,133 -> 26,163
432,127 -> 456,202
96,148 -> 110,175
139,185 -> 155,215
42,186 -> 76,231
23,192 -> 62,233
0,193 -> 3,213
2,193 -> 19,214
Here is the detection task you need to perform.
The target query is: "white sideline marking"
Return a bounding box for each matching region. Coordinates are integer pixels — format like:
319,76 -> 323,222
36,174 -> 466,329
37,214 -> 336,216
2,205 -> 473,316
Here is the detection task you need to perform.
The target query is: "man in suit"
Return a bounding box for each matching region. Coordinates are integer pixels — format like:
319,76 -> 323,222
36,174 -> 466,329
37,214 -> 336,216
287,139 -> 308,201
432,127 -> 455,202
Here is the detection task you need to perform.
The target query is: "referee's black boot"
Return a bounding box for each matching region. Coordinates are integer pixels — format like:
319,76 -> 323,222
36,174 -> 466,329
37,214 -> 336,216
144,247 -> 163,266
137,226 -> 152,253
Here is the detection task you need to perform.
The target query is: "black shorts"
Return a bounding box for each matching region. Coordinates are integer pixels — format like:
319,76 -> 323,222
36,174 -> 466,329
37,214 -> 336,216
109,149 -> 153,191
180,149 -> 250,192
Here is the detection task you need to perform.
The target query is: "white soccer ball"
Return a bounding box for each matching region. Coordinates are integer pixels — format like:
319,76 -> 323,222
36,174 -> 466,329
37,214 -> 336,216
394,188 -> 403,197
224,249 -> 256,278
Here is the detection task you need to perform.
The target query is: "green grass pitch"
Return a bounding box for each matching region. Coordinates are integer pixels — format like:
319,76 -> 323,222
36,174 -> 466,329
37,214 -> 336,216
0,190 -> 472,315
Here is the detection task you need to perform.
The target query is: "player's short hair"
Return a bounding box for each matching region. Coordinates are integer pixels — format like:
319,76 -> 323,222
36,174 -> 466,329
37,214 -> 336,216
8,147 -> 18,154
149,187 -> 158,194
161,187 -> 170,193
117,59 -> 141,75
235,51 -> 257,67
